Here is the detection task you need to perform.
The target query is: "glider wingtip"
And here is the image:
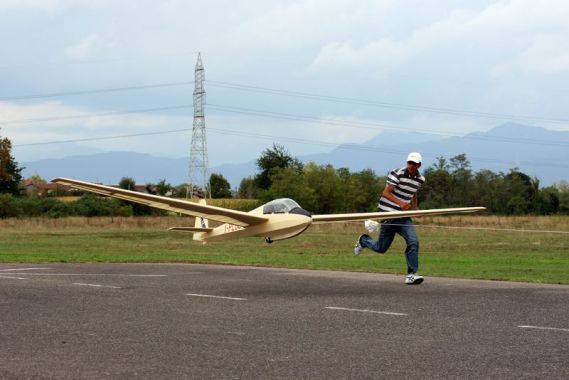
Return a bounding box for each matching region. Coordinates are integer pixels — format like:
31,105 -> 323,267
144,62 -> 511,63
51,177 -> 70,184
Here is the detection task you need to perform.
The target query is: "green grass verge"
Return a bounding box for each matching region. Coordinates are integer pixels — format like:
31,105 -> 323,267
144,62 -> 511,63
1,226 -> 567,284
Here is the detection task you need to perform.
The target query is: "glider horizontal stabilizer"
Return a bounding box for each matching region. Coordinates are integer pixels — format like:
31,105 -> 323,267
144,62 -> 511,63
169,226 -> 213,232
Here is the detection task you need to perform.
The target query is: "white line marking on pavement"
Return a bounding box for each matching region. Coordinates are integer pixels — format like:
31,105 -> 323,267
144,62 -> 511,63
73,283 -> 122,289
0,275 -> 27,280
0,267 -> 50,272
11,273 -> 168,277
186,293 -> 247,301
518,325 -> 569,332
126,274 -> 169,277
325,306 -> 408,316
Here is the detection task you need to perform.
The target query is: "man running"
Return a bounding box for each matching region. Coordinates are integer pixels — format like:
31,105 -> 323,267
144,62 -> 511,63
354,152 -> 425,285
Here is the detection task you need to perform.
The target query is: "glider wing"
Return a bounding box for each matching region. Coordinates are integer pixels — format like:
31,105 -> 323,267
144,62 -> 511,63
311,207 -> 485,223
52,177 -> 268,227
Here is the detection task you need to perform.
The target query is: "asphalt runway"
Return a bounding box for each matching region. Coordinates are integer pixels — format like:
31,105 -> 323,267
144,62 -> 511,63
0,263 -> 567,379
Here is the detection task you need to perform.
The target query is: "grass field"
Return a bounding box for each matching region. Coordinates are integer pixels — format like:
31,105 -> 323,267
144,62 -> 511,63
1,215 -> 568,284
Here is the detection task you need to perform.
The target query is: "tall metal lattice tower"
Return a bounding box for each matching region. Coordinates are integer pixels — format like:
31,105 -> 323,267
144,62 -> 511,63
188,52 -> 209,198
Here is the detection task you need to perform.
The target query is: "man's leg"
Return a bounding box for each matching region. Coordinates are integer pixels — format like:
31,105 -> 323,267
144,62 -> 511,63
398,218 -> 419,274
359,220 -> 397,253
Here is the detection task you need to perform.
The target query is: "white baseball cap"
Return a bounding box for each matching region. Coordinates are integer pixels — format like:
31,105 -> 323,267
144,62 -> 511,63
407,152 -> 422,164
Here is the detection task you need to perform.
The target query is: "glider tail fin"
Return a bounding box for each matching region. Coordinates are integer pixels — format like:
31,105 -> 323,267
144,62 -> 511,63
193,198 -> 209,241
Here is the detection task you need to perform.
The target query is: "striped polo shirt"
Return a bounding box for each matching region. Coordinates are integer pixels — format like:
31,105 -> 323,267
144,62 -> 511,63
378,167 -> 425,212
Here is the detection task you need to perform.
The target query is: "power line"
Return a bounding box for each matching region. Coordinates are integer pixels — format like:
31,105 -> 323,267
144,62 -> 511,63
3,77 -> 568,128
2,99 -> 567,148
207,80 -> 569,125
13,128 -> 192,147
13,125 -> 569,169
207,104 -> 569,148
1,78 -> 567,147
0,104 -> 193,125
0,81 -> 194,102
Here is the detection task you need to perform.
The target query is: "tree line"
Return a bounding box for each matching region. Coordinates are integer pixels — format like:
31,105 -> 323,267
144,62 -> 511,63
237,145 -> 568,215
1,134 -> 568,217
0,173 -> 237,218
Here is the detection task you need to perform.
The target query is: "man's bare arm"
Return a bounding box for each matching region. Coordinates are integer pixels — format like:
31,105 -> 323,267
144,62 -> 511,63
382,184 -> 410,210
411,194 -> 418,210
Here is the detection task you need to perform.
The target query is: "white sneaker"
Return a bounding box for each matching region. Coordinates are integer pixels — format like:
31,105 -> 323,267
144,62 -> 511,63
405,274 -> 424,285
354,237 -> 364,256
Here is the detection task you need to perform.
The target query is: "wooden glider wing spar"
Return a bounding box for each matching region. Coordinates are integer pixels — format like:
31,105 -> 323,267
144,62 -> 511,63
52,177 -> 485,242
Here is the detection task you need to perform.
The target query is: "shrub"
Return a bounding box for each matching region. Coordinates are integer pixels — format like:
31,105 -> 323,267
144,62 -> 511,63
18,197 -> 60,217
0,194 -> 21,218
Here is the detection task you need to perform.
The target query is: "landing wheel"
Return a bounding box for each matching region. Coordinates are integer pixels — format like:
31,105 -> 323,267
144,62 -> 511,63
265,237 -> 273,244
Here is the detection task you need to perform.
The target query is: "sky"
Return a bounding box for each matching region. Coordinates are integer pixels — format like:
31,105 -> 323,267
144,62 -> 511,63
1,0 -> 568,165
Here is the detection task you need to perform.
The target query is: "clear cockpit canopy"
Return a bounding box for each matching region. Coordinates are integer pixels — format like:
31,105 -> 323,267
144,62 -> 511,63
262,198 -> 301,214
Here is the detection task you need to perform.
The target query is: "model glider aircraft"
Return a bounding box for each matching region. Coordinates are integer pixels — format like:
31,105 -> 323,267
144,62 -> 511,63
52,178 -> 485,243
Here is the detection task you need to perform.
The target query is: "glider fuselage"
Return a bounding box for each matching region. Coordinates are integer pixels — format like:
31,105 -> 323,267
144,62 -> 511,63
200,213 -> 312,242
196,198 -> 312,242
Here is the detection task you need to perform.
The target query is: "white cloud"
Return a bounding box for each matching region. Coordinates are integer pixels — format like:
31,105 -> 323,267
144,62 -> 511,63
0,0 -> 65,11
64,33 -> 117,61
493,34 -> 569,75
0,101 -> 189,146
228,0 -> 396,52
0,0 -> 104,12
2,0 -> 569,164
307,0 -> 569,77
307,8 -> 474,76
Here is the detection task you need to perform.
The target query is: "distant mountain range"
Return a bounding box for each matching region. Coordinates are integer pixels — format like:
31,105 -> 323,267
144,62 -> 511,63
21,123 -> 569,187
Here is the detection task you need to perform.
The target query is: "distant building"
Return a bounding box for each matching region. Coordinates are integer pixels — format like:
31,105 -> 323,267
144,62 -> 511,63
132,184 -> 152,194
21,180 -> 72,197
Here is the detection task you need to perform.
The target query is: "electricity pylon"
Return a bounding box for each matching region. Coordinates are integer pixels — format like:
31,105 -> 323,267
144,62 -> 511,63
188,52 -> 209,198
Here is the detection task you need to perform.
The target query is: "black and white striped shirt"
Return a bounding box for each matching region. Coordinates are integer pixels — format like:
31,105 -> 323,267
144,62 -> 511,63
378,167 -> 425,212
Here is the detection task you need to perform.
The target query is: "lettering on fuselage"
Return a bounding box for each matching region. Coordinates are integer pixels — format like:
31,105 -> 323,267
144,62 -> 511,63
224,224 -> 244,233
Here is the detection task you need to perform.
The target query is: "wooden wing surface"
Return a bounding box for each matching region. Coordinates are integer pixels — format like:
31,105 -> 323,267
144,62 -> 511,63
311,207 -> 485,223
